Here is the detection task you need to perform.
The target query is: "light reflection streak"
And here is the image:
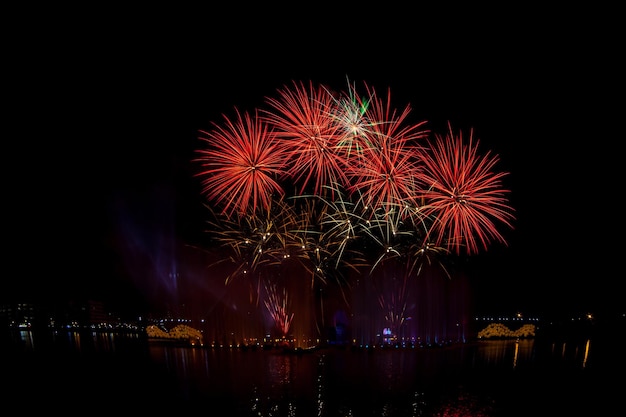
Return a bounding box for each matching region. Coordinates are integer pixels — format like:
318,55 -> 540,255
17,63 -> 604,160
70,331 -> 81,351
19,330 -> 34,350
583,339 -> 590,368
9,330 -> 602,416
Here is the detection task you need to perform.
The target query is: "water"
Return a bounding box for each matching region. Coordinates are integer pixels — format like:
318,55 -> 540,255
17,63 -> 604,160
2,329 -> 620,416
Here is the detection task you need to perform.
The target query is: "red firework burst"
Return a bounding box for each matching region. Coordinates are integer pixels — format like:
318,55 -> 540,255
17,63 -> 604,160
418,122 -> 515,255
262,80 -> 349,196
345,84 -> 429,215
194,108 -> 288,218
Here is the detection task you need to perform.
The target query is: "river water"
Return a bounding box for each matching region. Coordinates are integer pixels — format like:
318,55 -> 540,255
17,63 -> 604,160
2,329 -> 620,416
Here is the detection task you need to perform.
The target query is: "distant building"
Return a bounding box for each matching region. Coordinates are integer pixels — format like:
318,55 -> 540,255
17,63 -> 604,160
0,302 -> 36,329
1,299 -> 130,330
82,299 -> 112,327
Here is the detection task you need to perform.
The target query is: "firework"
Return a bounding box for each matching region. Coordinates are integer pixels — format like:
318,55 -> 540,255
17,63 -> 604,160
360,202 -> 416,274
196,81 -> 515,270
194,79 -> 516,344
340,83 -> 430,215
194,108 -> 288,218
377,274 -> 411,339
262,80 -> 349,197
204,197 -> 303,284
418,122 -> 515,255
264,280 -> 294,338
325,79 -> 379,157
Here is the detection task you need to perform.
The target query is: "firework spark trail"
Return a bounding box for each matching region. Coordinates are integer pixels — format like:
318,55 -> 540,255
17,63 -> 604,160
316,184 -> 367,269
195,108 -> 288,218
205,198 -> 302,283
287,195 -> 348,288
264,280 -> 294,338
349,136 -> 424,219
360,203 -> 415,274
262,80 -> 349,197
351,90 -> 429,216
378,275 -> 411,338
325,79 -> 379,158
418,122 -> 515,255
409,240 -> 452,280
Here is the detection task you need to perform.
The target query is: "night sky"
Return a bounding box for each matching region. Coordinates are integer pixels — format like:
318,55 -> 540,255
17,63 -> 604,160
4,7 -> 623,321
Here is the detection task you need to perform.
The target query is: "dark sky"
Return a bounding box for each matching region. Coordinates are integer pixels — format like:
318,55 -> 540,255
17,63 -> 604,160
4,7 -> 623,320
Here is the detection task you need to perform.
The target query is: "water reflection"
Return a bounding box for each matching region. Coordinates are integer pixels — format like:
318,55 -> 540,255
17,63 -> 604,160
476,339 -> 535,368
145,338 -> 602,416
17,329 -> 35,350
547,338 -> 595,369
8,330 -> 598,374
4,331 -> 613,416
5,328 -> 146,354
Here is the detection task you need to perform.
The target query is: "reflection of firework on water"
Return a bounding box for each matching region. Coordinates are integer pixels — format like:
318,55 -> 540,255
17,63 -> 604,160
418,122 -> 515,256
